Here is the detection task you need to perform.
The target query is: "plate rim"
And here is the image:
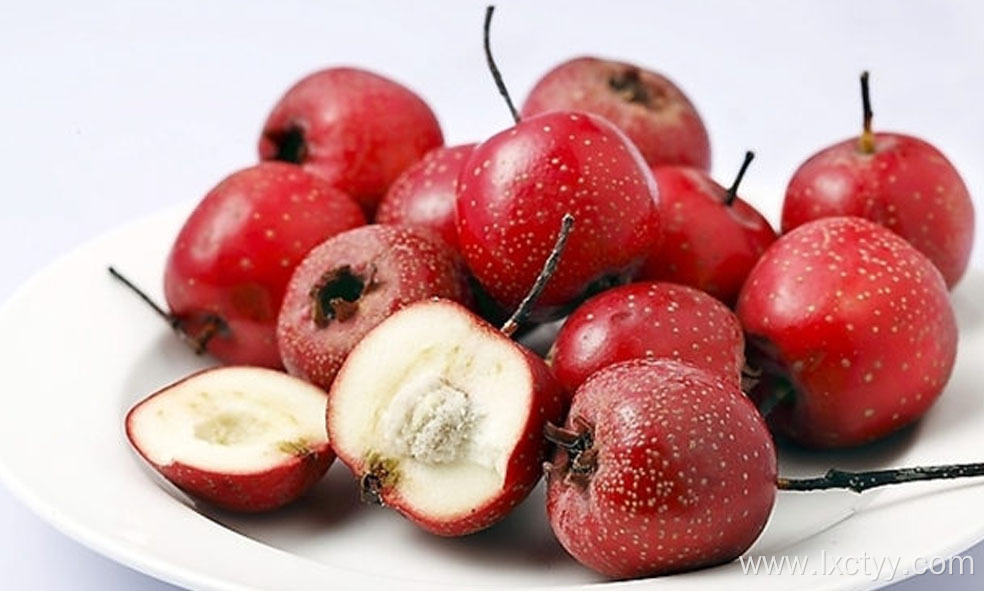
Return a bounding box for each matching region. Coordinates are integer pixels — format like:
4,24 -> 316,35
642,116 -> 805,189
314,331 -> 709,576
1,208 -> 983,591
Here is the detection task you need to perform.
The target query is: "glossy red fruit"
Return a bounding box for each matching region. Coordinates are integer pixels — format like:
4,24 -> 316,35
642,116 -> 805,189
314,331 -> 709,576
782,72 -> 974,288
164,162 -> 366,368
277,224 -> 472,391
456,111 -> 660,320
639,156 -> 777,305
259,67 -> 444,215
546,358 -> 777,578
737,216 -> 957,448
375,144 -> 477,250
328,299 -> 565,536
783,133 -> 974,288
126,366 -> 334,513
549,282 -> 744,393
522,56 -> 710,171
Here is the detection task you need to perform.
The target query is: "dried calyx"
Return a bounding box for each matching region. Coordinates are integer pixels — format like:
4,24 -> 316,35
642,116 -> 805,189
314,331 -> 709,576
543,417 -> 597,486
310,265 -> 375,326
608,68 -> 656,107
266,125 -> 308,164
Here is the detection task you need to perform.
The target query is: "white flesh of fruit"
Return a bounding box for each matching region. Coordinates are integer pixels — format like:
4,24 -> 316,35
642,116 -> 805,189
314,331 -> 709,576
330,300 -> 533,518
128,366 -> 329,473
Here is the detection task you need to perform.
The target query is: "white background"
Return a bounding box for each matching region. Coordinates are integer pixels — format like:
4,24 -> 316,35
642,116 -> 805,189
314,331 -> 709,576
0,0 -> 981,589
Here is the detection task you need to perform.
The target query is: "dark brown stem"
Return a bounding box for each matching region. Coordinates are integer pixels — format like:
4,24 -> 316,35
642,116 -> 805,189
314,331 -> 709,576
858,71 -> 875,153
778,463 -> 984,493
108,266 -> 222,355
185,317 -> 218,354
500,213 -> 575,337
108,266 -> 178,328
724,150 -> 754,206
483,5 -> 519,124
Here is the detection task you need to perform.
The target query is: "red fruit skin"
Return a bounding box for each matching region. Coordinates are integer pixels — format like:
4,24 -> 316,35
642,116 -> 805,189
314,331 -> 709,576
329,300 -> 567,536
164,162 -> 366,368
125,368 -> 335,513
737,216 -> 958,448
546,359 -> 777,578
550,282 -> 744,393
782,133 -> 975,288
277,225 -> 473,390
522,57 -> 710,171
151,448 -> 334,514
639,166 -> 777,305
456,111 -> 660,320
259,68 -> 444,215
375,144 -> 477,250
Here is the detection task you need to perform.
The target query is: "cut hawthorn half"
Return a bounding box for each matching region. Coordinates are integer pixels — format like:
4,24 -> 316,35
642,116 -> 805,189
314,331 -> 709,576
125,366 -> 334,513
328,298 -> 565,536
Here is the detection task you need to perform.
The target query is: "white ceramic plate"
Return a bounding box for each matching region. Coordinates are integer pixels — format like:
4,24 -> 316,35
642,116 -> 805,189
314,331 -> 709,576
0,207 -> 982,591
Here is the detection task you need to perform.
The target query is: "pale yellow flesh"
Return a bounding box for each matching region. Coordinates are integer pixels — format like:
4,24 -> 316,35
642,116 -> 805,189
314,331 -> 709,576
129,367 -> 329,473
330,301 -> 533,518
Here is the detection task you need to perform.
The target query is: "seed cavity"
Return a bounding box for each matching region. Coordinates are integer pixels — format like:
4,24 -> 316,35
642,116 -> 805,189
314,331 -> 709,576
194,412 -> 270,446
380,375 -> 476,465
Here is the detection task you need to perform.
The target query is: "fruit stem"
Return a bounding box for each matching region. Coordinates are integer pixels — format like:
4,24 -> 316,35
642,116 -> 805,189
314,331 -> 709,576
500,213 -> 574,337
107,266 -> 223,355
724,150 -> 754,206
108,266 -> 177,328
777,463 -> 984,493
483,5 -> 520,124
858,71 -> 875,154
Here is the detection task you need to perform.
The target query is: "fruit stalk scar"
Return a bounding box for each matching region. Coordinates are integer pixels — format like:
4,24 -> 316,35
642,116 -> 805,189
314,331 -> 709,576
543,416 -> 597,486
108,266 -> 224,354
608,67 -> 651,106
309,264 -> 376,327
857,71 -> 875,154
483,5 -> 519,124
724,150 -> 754,206
777,462 -> 984,493
361,454 -> 400,505
500,213 -> 575,337
268,125 -> 307,164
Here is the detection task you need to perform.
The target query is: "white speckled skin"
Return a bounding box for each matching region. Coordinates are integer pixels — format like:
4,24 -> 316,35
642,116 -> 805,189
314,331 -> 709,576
738,216 -> 957,448
546,358 -> 777,578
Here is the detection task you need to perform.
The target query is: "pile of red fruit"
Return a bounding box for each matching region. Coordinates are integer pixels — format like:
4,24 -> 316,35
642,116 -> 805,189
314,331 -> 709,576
117,7 -> 978,580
